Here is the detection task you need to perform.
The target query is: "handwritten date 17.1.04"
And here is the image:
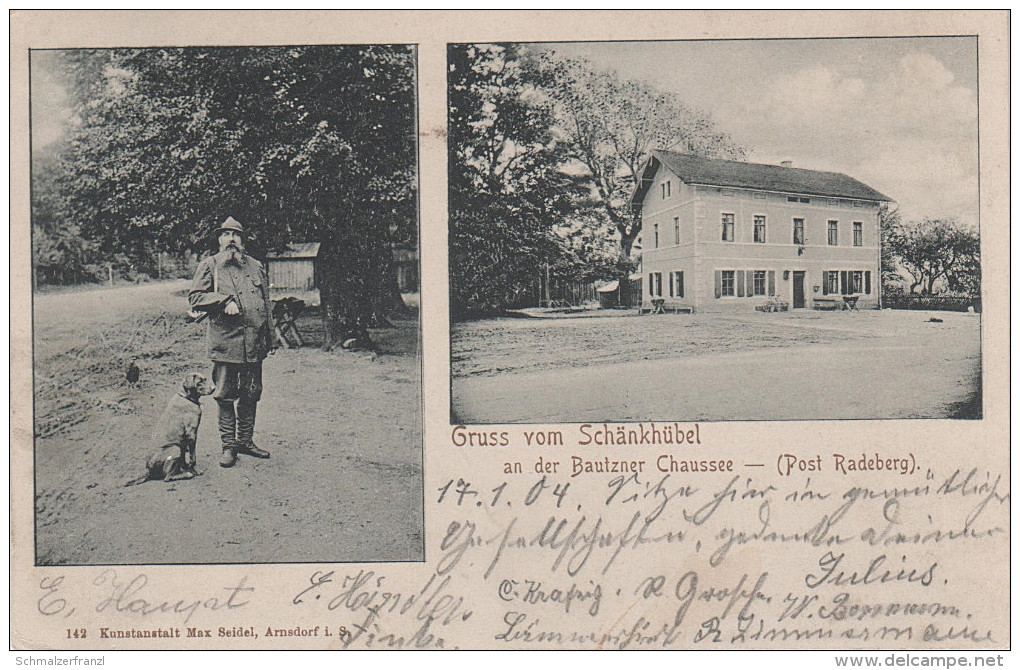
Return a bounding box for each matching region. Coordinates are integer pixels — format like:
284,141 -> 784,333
437,477 -> 570,509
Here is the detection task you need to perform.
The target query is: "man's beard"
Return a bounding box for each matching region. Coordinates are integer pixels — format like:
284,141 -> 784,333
220,242 -> 244,264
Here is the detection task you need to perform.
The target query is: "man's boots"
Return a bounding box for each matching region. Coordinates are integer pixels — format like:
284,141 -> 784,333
235,400 -> 270,459
217,400 -> 238,468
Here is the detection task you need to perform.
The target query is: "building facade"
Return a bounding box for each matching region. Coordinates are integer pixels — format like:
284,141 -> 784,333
633,151 -> 891,312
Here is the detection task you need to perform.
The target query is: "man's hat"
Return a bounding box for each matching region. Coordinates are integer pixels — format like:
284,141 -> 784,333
218,216 -> 245,235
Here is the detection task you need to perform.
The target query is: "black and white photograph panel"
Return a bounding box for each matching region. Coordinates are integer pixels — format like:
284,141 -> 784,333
449,39 -> 981,424
31,45 -> 423,565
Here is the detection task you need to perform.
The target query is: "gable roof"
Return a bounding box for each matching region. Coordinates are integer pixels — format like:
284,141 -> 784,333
633,150 -> 891,204
265,242 -> 320,260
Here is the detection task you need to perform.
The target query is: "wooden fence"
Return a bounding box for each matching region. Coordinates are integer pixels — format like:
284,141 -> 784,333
527,276 -> 599,308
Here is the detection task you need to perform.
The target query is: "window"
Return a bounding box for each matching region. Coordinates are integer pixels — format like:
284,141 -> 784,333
721,270 -> 735,297
824,270 -> 872,295
825,271 -> 840,294
753,215 -> 766,243
788,196 -> 810,204
827,220 -> 838,246
669,270 -> 684,298
661,181 -> 671,199
854,200 -> 865,208
674,217 -> 680,245
853,222 -> 863,247
653,223 -> 659,248
721,213 -> 735,242
851,271 -> 863,294
793,218 -> 805,245
647,272 -> 663,297
753,270 -> 767,296
754,192 -> 767,200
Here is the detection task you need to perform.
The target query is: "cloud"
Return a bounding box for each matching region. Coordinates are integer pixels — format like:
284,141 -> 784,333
761,65 -> 866,129
717,51 -> 978,227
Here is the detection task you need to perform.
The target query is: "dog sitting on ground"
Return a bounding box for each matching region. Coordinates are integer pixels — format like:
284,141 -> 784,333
125,372 -> 215,486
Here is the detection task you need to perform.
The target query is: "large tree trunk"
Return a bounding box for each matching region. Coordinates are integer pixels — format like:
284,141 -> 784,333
317,236 -> 374,351
371,245 -> 411,321
316,221 -> 410,351
616,226 -> 640,307
382,262 -> 411,316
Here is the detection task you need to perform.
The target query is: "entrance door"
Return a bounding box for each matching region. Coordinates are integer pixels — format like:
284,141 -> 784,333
792,271 -> 806,309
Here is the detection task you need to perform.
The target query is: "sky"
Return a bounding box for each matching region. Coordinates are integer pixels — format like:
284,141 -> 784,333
537,37 -> 979,229
31,38 -> 979,229
30,51 -> 72,152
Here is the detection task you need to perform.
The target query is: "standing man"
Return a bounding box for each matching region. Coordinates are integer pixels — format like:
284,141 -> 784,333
189,217 -> 275,468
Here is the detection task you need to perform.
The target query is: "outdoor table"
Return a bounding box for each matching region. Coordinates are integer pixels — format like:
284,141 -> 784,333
651,298 -> 666,314
842,295 -> 860,311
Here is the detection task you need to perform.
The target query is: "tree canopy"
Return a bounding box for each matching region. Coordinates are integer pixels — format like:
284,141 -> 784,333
884,216 -> 980,295
448,44 -> 589,316
43,45 -> 417,348
448,45 -> 746,316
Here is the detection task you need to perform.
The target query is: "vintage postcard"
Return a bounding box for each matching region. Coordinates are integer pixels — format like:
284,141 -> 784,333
9,10 -> 1010,657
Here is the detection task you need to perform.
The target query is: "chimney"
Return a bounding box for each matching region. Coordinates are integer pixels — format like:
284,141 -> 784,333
780,160 -> 793,168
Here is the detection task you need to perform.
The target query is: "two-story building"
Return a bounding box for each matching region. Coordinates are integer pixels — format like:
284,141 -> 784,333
632,150 -> 891,312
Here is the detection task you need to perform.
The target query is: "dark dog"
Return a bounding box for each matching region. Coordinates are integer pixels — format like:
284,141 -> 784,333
125,372 -> 215,486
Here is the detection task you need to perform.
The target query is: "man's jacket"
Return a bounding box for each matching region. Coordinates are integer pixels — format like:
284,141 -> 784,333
188,251 -> 273,363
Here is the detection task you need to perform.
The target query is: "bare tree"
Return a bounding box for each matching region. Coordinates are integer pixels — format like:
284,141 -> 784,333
535,53 -> 745,298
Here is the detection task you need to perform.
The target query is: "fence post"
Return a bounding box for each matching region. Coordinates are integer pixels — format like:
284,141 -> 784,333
543,264 -> 550,307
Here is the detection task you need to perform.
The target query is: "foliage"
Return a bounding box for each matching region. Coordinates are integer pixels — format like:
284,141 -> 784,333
448,45 -> 744,315
878,204 -> 904,293
882,292 -> 980,313
884,216 -> 980,296
51,46 -> 416,348
32,147 -> 102,284
548,212 -> 621,284
448,44 -> 589,316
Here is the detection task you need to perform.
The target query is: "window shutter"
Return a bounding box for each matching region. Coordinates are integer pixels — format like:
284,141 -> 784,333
678,272 -> 684,298
822,271 -> 829,295
737,270 -> 745,297
768,271 -> 776,296
865,271 -> 871,295
648,274 -> 654,296
669,272 -> 674,297
840,271 -> 848,295
714,270 -> 722,298
745,270 -> 753,296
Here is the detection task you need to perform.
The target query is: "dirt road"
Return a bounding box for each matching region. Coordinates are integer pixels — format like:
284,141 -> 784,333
452,310 -> 981,423
33,281 -> 422,565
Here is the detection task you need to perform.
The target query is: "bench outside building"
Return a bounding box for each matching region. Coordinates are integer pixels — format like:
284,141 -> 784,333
632,151 -> 891,313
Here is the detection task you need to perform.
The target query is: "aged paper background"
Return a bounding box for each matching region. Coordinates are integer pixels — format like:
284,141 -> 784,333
9,10 -> 1010,652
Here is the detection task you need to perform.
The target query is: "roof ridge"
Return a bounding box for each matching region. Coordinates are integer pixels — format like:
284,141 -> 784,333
642,149 -> 891,202
653,149 -> 847,177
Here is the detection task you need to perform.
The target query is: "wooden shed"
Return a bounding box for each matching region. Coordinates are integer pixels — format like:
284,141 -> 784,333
266,242 -> 320,290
